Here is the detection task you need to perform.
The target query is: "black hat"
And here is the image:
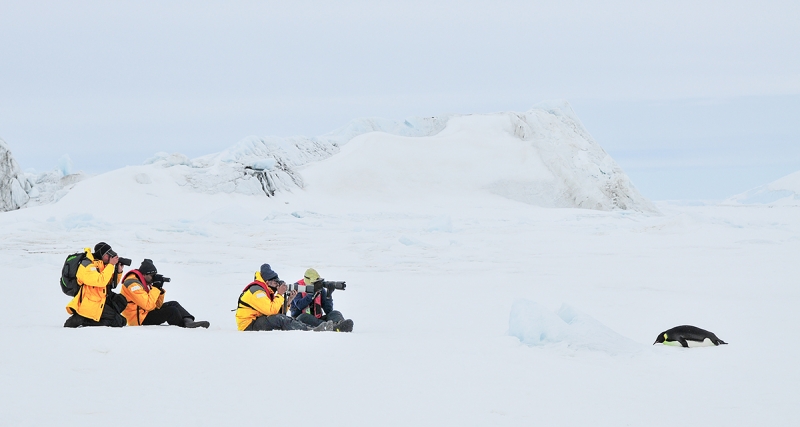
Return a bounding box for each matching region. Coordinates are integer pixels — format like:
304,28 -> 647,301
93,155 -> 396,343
93,242 -> 112,259
260,263 -> 279,281
139,259 -> 157,275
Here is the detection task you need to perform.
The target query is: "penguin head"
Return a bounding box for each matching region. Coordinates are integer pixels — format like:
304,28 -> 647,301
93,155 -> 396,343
653,332 -> 668,345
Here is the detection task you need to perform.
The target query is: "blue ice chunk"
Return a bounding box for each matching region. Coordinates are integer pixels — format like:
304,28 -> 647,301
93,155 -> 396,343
398,236 -> 419,246
508,300 -> 568,345
426,216 -> 453,233
58,155 -> 73,176
509,299 -> 642,354
61,213 -> 98,230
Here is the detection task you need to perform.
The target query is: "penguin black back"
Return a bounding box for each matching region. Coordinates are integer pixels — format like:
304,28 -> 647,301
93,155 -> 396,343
654,325 -> 728,347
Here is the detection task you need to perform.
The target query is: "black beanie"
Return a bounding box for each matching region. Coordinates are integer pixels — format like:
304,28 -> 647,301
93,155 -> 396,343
139,259 -> 157,275
94,242 -> 112,259
260,263 -> 279,281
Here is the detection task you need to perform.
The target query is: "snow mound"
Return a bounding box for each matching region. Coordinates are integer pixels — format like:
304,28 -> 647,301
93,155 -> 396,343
140,116 -> 449,197
725,170 -> 800,206
301,101 -> 657,212
0,139 -> 35,211
164,101 -> 655,212
509,299 -> 642,354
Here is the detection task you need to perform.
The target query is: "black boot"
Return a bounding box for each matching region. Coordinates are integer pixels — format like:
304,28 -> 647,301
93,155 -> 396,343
64,314 -> 84,328
333,319 -> 354,332
312,321 -> 335,331
182,317 -> 210,328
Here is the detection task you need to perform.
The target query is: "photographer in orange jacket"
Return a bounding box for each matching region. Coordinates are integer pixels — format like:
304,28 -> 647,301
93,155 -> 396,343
121,259 -> 209,328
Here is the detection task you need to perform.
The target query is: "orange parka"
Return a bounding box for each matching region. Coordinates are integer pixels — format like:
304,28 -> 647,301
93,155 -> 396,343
65,248 -> 120,321
120,269 -> 165,326
235,271 -> 285,331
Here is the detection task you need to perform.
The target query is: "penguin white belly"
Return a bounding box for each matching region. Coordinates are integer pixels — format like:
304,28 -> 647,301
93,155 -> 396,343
686,338 -> 715,348
661,338 -> 715,347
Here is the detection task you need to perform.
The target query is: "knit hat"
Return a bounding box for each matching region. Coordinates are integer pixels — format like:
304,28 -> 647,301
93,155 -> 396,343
139,259 -> 157,275
93,242 -> 112,259
303,268 -> 322,284
260,264 -> 279,281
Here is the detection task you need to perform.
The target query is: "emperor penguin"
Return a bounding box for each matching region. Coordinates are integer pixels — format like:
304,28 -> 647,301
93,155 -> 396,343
653,325 -> 728,348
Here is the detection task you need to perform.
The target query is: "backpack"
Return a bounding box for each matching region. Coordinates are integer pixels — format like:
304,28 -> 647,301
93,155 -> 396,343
60,252 -> 87,296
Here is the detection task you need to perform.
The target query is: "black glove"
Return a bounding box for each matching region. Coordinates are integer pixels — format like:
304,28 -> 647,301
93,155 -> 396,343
325,282 -> 336,296
152,280 -> 164,290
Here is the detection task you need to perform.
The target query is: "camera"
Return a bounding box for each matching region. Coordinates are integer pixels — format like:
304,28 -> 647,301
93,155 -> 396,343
321,280 -> 346,291
106,249 -> 132,266
153,274 -> 171,283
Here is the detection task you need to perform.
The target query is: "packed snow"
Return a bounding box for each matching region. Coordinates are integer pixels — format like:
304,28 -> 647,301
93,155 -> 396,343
1,109 -> 799,426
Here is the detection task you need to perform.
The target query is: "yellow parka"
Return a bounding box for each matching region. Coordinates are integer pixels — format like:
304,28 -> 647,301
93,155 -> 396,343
235,271 -> 285,331
65,248 -> 120,321
120,270 -> 165,326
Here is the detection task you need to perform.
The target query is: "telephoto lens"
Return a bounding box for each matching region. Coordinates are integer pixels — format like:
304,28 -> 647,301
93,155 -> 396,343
118,257 -> 132,266
322,281 -> 346,291
286,283 -> 314,293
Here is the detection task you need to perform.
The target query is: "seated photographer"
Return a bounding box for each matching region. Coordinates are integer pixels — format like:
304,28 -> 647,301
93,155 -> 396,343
64,242 -> 128,328
236,264 -> 337,332
120,259 -> 209,328
290,268 -> 353,333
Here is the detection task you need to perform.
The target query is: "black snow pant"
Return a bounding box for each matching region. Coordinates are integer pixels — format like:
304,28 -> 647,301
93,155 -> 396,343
68,291 -> 127,328
142,301 -> 194,327
245,314 -> 311,331
295,310 -> 344,328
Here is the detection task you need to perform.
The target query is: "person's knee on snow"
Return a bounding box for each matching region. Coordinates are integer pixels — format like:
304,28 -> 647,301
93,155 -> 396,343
121,259 -> 209,328
288,268 -> 354,332
63,242 -> 128,328
235,263 -> 320,331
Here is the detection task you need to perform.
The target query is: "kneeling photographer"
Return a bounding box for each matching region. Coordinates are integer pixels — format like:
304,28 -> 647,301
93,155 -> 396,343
121,259 -> 210,328
289,268 -> 353,332
64,242 -> 129,328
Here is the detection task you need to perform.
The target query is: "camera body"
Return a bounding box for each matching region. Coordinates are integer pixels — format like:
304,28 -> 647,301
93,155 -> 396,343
106,249 -> 132,266
153,274 -> 171,283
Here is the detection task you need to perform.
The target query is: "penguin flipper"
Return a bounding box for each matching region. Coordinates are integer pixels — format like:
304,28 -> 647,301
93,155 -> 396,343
679,338 -> 689,348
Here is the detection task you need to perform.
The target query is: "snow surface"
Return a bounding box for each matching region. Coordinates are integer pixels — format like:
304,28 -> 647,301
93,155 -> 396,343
1,147 -> 799,426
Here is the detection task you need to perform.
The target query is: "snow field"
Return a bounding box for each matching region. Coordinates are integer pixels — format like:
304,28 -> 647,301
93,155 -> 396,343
2,111 -> 799,425
1,179 -> 799,425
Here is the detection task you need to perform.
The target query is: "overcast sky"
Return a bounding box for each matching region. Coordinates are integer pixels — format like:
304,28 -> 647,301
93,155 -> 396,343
1,1 -> 798,200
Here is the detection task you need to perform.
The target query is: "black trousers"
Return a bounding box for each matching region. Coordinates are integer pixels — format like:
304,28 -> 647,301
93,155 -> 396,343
245,314 -> 310,331
142,301 -> 194,327
73,291 -> 127,328
296,310 -> 344,327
